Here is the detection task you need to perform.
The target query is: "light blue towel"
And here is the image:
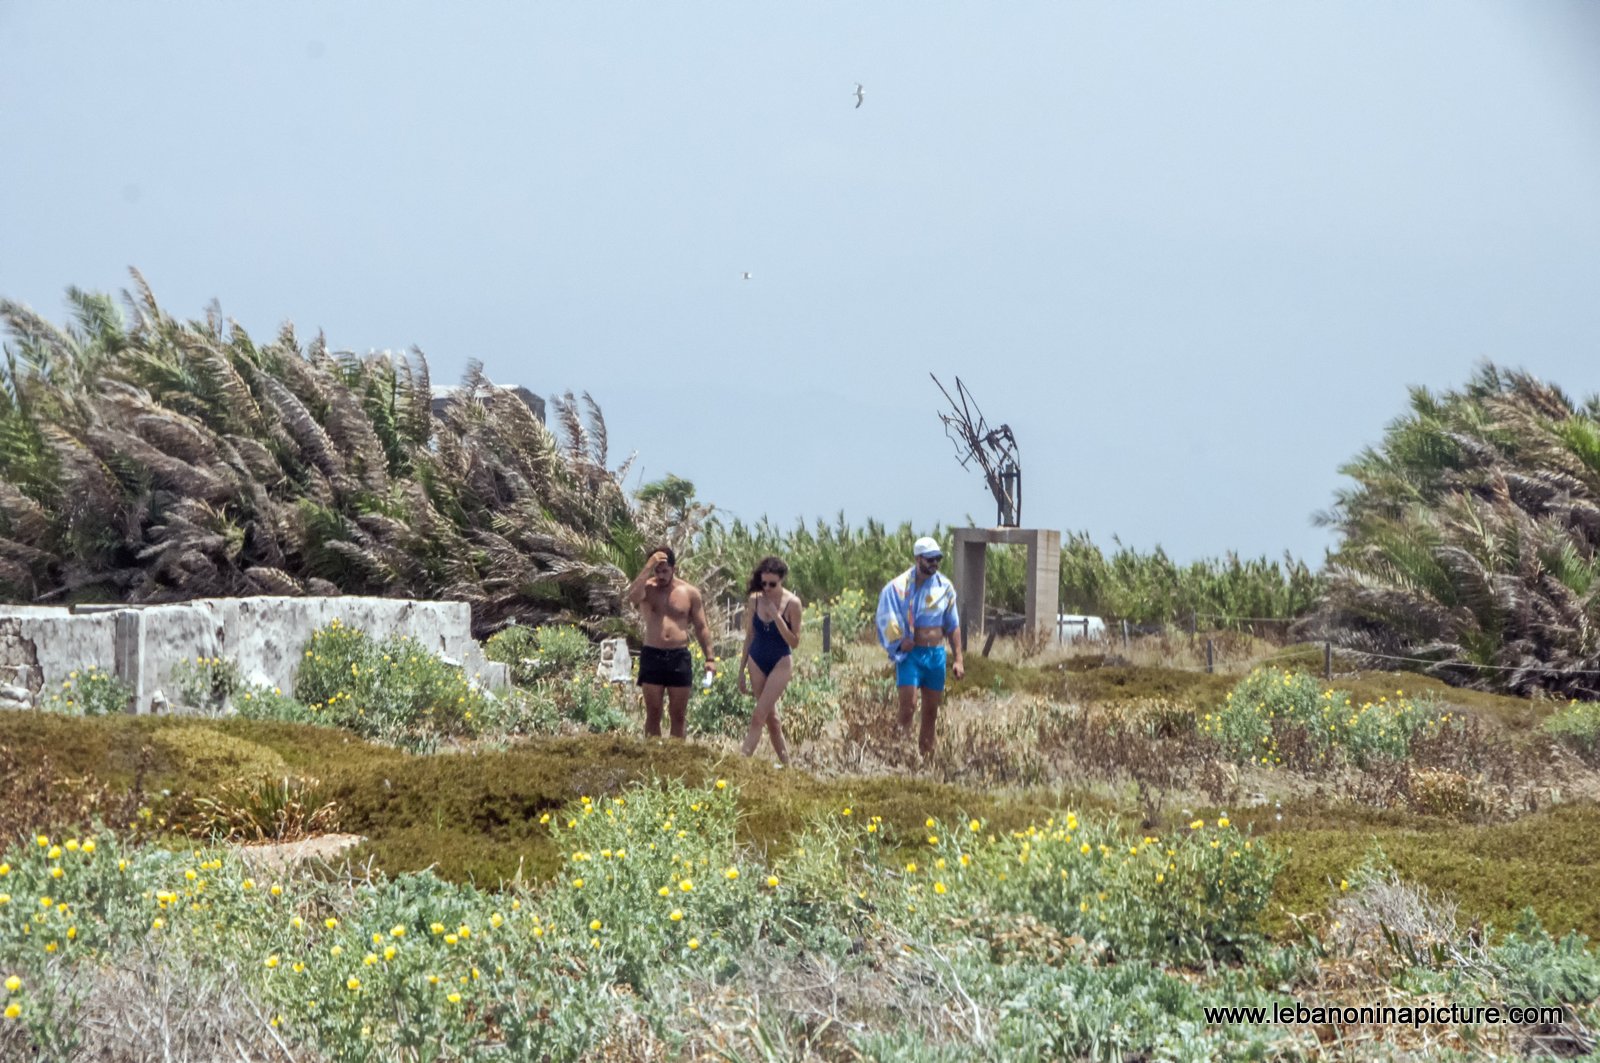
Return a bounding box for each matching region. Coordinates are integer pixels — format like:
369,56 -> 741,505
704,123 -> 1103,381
876,567 -> 959,664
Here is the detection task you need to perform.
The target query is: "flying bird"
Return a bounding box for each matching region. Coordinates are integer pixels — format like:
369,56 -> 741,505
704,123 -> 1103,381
854,83 -> 864,108
742,272 -> 753,280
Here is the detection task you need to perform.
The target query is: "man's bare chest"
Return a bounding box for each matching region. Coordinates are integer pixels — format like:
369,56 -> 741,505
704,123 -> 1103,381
643,585 -> 692,621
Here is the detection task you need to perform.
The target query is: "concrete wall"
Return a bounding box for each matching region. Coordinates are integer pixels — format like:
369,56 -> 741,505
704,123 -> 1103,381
0,597 -> 507,714
0,607 -> 118,700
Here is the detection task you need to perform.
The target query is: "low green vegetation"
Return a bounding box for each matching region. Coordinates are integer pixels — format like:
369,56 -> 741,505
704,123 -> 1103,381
37,667 -> 131,717
5,617 -> 1600,1057
3,776 -> 1597,1060
170,655 -> 243,713
220,619 -> 496,753
483,623 -> 591,685
1545,699 -> 1600,763
1206,666 -> 1450,769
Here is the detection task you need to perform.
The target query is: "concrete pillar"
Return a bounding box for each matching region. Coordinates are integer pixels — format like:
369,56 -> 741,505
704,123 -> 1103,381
950,527 -> 1061,642
953,534 -> 988,642
113,609 -> 146,714
1024,530 -> 1061,639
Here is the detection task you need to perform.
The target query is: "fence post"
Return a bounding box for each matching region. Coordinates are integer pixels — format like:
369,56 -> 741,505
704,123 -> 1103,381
822,614 -> 832,654
1324,641 -> 1332,681
1190,611 -> 1198,638
1205,637 -> 1214,674
1121,618 -> 1129,649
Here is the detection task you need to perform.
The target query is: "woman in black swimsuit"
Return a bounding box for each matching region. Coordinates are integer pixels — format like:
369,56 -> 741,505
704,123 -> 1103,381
738,555 -> 801,765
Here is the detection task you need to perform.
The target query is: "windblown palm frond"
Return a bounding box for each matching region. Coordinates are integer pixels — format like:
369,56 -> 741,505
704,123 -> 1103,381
0,271 -> 672,636
1313,360 -> 1600,697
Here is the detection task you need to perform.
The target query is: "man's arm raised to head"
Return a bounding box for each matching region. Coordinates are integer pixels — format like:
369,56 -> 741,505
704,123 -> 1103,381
628,551 -> 665,607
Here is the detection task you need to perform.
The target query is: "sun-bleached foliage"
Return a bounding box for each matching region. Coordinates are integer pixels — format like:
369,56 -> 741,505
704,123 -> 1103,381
0,272 -> 684,635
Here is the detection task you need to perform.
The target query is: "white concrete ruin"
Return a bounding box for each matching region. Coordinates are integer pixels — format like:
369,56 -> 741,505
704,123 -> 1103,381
0,597 -> 508,715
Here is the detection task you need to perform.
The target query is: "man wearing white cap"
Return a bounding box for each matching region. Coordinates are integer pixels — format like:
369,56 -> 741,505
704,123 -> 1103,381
875,536 -> 965,757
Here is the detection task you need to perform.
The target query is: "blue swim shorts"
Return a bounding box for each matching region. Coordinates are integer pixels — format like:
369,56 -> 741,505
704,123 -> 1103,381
896,644 -> 948,691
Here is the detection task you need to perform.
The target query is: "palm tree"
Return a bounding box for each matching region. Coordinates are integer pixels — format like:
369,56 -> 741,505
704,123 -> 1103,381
0,271 -> 664,637
1310,362 -> 1600,698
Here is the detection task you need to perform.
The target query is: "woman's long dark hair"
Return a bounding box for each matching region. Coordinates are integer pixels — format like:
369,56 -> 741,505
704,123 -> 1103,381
747,555 -> 789,594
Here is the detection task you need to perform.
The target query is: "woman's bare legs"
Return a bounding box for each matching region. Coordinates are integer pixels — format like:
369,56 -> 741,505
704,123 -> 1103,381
741,656 -> 793,764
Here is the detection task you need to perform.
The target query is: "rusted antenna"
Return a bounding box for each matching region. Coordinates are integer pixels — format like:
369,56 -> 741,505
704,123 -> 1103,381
931,374 -> 1021,527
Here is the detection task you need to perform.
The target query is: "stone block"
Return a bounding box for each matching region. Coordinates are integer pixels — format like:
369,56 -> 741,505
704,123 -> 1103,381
596,637 -> 633,683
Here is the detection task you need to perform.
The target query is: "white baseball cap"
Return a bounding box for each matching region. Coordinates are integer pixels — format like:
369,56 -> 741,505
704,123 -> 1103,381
913,536 -> 943,558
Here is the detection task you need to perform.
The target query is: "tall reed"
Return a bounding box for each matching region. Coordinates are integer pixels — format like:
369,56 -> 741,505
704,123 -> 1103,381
686,515 -> 1322,627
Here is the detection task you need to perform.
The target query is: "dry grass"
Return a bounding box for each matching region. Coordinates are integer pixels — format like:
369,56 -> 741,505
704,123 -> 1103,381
591,932 -> 1001,1062
684,638 -> 1586,839
1011,625 -> 1293,672
0,938 -> 314,1062
1291,867 -> 1600,1060
0,742 -> 155,846
7,631 -> 1600,950
182,775 -> 342,843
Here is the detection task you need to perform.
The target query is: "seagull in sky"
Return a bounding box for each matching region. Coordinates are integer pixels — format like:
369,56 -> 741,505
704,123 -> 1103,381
854,83 -> 865,108
742,272 -> 753,280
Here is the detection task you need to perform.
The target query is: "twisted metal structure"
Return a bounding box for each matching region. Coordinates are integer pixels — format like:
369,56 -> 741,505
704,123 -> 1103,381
931,374 -> 1021,527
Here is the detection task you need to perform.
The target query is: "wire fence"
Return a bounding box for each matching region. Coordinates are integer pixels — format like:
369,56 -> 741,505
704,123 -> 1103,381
713,598 -> 1600,684
1180,610 -> 1600,682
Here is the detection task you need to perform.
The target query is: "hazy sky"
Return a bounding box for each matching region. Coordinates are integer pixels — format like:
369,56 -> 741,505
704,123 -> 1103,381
5,2 -> 1599,565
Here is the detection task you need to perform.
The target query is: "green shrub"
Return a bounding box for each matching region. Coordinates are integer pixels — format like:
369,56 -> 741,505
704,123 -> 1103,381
1491,910 -> 1600,1010
485,624 -> 592,686
294,619 -> 490,750
168,655 -> 241,712
1543,699 -> 1600,762
549,677 -> 628,733
39,667 -> 131,717
233,684 -> 316,725
478,685 -> 565,736
817,586 -> 871,649
484,625 -> 541,685
538,778 -> 780,987
0,831 -> 614,1061
685,668 -> 747,738
1204,667 -> 1441,769
533,625 -> 591,674
878,810 -> 1283,965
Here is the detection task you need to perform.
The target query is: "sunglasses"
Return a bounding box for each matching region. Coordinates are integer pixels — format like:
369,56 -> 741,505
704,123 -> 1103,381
761,578 -> 782,588
920,555 -> 943,565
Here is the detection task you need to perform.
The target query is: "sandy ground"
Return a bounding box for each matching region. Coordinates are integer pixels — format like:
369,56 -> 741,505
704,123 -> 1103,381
233,833 -> 367,875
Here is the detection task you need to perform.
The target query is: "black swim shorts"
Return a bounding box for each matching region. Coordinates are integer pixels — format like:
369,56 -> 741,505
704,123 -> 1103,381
637,645 -> 693,688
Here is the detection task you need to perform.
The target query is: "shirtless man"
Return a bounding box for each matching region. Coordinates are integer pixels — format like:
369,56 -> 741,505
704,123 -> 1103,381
627,545 -> 717,738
